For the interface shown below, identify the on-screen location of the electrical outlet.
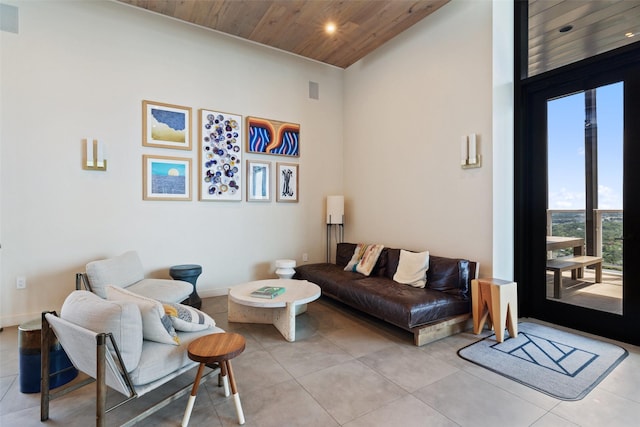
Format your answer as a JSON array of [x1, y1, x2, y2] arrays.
[[16, 276, 26, 289], [302, 253, 308, 262]]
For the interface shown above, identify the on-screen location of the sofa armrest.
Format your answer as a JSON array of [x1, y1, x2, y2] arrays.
[[428, 256, 476, 298]]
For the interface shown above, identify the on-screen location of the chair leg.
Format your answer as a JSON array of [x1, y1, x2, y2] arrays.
[[181, 362, 205, 427], [96, 334, 107, 427], [220, 360, 230, 397], [553, 271, 562, 299], [40, 312, 52, 421], [226, 361, 244, 425]]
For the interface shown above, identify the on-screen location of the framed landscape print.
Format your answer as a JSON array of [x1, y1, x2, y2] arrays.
[[246, 116, 300, 157], [143, 100, 192, 150], [246, 160, 271, 202], [143, 155, 191, 201], [276, 162, 298, 202], [198, 109, 243, 201]]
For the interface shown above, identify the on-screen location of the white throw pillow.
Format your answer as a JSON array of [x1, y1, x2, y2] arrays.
[[162, 302, 216, 332], [106, 285, 180, 345], [393, 249, 430, 288]]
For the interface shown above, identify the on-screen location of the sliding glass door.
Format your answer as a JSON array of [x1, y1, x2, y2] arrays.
[[517, 47, 640, 345], [546, 82, 623, 314]]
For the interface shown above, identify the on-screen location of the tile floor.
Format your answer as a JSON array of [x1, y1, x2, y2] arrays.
[[1, 296, 639, 426]]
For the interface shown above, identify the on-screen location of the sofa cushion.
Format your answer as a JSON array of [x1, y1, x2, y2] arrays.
[[384, 248, 402, 280], [127, 278, 193, 303], [393, 250, 429, 288], [336, 276, 470, 329], [128, 327, 225, 386], [294, 263, 363, 298], [162, 302, 216, 332], [336, 243, 357, 267], [60, 290, 143, 371], [106, 286, 180, 346], [85, 250, 145, 298]]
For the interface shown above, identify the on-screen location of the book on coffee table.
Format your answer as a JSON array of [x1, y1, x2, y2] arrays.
[[250, 286, 286, 299]]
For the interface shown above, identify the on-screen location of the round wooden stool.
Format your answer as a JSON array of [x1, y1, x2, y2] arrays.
[[182, 332, 246, 426]]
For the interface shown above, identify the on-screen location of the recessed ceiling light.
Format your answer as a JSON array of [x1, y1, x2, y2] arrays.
[[325, 22, 337, 35], [559, 25, 573, 33], [625, 32, 636, 38]]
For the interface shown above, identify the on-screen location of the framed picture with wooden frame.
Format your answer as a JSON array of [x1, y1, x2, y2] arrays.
[[246, 116, 300, 157], [276, 162, 298, 202], [142, 155, 192, 201], [246, 160, 271, 202], [142, 100, 192, 150], [198, 109, 242, 201]]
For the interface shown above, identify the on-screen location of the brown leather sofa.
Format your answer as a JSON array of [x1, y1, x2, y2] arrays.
[[294, 243, 478, 346]]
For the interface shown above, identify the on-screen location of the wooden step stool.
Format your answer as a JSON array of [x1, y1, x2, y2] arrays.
[[471, 278, 518, 343]]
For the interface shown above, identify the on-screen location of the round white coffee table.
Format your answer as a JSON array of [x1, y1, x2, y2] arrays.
[[227, 279, 320, 342]]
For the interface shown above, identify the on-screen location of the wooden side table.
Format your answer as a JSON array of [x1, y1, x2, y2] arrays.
[[182, 332, 246, 426], [471, 278, 518, 343]]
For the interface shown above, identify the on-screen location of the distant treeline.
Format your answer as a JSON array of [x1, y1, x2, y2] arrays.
[[551, 211, 622, 270]]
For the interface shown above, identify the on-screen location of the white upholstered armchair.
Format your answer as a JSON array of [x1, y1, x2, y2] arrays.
[[41, 290, 223, 426], [76, 250, 192, 303]]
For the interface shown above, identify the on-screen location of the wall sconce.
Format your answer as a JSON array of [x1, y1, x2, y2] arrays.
[[326, 195, 345, 263], [461, 133, 481, 169], [83, 138, 107, 171]]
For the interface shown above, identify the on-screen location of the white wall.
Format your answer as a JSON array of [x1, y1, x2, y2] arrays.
[[343, 0, 494, 274], [492, 0, 515, 280], [1, 0, 508, 327], [0, 0, 344, 326]]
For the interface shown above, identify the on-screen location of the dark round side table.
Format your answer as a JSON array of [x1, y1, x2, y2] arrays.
[[170, 264, 202, 309]]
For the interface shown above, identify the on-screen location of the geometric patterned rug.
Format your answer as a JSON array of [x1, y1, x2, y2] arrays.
[[458, 322, 628, 400]]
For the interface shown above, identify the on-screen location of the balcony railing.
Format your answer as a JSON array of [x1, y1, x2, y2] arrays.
[[547, 209, 623, 271]]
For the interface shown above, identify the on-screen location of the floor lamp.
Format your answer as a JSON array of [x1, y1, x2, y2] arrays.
[[326, 196, 344, 263]]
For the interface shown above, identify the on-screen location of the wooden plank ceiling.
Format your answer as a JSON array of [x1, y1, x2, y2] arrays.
[[116, 0, 450, 69], [528, 0, 640, 76], [116, 0, 640, 72]]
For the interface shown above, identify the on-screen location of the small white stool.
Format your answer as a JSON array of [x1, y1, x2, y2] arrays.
[[471, 278, 518, 343], [275, 259, 296, 279]]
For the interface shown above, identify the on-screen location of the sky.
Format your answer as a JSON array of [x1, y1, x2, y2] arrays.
[[152, 161, 185, 176], [547, 81, 624, 210]]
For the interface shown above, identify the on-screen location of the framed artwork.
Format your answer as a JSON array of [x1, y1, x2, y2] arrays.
[[246, 160, 271, 202], [276, 162, 298, 202], [143, 100, 192, 150], [198, 109, 243, 201], [143, 155, 191, 201], [246, 116, 300, 157]]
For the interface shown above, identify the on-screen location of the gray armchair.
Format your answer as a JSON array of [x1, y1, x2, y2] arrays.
[[77, 250, 192, 303], [41, 290, 223, 426]]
